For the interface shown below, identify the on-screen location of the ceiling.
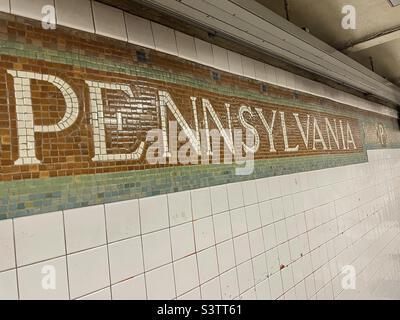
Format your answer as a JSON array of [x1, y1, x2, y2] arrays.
[[257, 0, 400, 86]]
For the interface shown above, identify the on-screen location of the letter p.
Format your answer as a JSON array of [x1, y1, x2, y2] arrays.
[[7, 70, 79, 165]]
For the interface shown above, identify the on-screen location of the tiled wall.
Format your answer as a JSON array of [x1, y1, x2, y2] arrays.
[[1, 148, 400, 300], [1, 0, 400, 301], [1, 9, 399, 219]]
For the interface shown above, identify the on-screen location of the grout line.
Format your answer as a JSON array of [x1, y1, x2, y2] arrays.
[[137, 200, 149, 300], [165, 195, 178, 300], [189, 191, 204, 299], [11, 219, 20, 300], [61, 211, 71, 300], [103, 204, 113, 300]]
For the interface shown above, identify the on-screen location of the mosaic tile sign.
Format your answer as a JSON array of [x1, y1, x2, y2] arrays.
[[0, 16, 398, 218], [0, 66, 364, 181]]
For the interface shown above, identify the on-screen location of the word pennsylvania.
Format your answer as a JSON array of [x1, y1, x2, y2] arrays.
[[2, 69, 363, 170]]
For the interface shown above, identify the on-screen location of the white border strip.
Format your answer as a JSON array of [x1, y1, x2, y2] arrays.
[[0, 0, 397, 119]]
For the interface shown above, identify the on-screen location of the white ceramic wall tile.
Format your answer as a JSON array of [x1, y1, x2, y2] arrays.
[[55, 0, 94, 33], [175, 31, 197, 61], [217, 240, 235, 273], [201, 277, 221, 300], [241, 56, 256, 79], [266, 248, 280, 274], [227, 50, 243, 76], [139, 195, 169, 234], [212, 45, 229, 71], [210, 185, 229, 214], [269, 272, 283, 299], [92, 1, 127, 41], [18, 257, 69, 300], [253, 254, 268, 283], [0, 220, 15, 272], [254, 60, 267, 82], [10, 0, 54, 21], [197, 246, 218, 284], [249, 229, 264, 257], [179, 287, 201, 300], [64, 205, 106, 253], [271, 198, 285, 221], [111, 274, 146, 300], [233, 234, 251, 265], [173, 254, 199, 296], [168, 191, 192, 226], [255, 178, 270, 202], [213, 212, 232, 244], [231, 207, 247, 237], [194, 217, 215, 251], [67, 246, 110, 299], [275, 68, 287, 87], [125, 13, 155, 48], [142, 229, 171, 271], [259, 201, 273, 226], [151, 22, 178, 55], [237, 260, 254, 293], [245, 204, 261, 231], [220, 268, 239, 300], [195, 38, 213, 66], [145, 263, 175, 300], [265, 64, 277, 85], [170, 222, 195, 261], [108, 237, 143, 284], [191, 188, 212, 220], [0, 270, 18, 300], [0, 0, 10, 12], [14, 211, 65, 266], [78, 287, 111, 300], [105, 199, 140, 243], [268, 177, 282, 199], [286, 72, 295, 89], [255, 280, 271, 300], [274, 220, 288, 245], [227, 182, 244, 209], [242, 180, 258, 206]]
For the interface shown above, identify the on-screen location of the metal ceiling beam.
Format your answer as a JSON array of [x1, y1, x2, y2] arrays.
[[136, 0, 400, 106], [342, 26, 400, 53]]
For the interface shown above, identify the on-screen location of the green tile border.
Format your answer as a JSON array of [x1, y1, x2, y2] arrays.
[[0, 152, 367, 220]]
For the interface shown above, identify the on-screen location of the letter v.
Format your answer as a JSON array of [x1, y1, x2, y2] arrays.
[[293, 113, 310, 149]]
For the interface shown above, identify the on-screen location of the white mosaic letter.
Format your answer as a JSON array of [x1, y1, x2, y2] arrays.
[[7, 70, 79, 165], [293, 113, 310, 149], [280, 111, 299, 152], [238, 105, 260, 154], [346, 122, 357, 149], [202, 99, 235, 155], [158, 91, 201, 158], [85, 80, 145, 161], [312, 117, 328, 151], [325, 118, 340, 150], [255, 108, 277, 153]]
